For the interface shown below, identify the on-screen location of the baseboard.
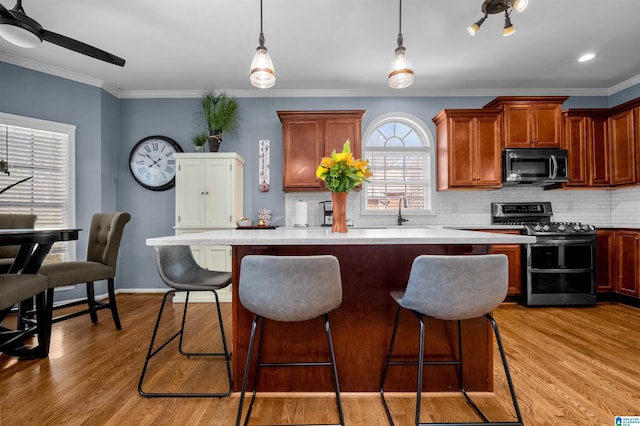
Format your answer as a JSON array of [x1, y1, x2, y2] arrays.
[[171, 290, 232, 303]]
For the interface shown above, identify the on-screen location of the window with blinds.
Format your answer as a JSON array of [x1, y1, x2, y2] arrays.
[[0, 113, 75, 261], [362, 114, 432, 213]]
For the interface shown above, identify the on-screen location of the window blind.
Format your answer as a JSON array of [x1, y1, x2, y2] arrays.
[[0, 117, 73, 261]]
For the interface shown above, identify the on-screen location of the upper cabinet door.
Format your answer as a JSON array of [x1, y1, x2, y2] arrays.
[[533, 104, 563, 147], [281, 119, 324, 190], [609, 109, 636, 185]]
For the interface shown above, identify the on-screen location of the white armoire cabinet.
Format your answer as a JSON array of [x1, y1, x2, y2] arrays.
[[174, 153, 244, 302]]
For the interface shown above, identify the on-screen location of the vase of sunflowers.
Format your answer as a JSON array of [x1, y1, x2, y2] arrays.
[[316, 139, 372, 233]]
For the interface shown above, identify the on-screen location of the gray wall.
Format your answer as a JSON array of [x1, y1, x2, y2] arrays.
[[0, 60, 630, 297]]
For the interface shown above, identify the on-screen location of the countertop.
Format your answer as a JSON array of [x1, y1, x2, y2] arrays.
[[146, 226, 536, 246]]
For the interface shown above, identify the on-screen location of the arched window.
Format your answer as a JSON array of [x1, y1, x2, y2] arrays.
[[362, 113, 433, 214]]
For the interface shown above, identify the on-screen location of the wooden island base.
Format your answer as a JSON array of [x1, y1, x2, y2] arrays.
[[231, 243, 494, 393]]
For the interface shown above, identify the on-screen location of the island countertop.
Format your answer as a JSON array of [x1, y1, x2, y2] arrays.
[[146, 226, 535, 246]]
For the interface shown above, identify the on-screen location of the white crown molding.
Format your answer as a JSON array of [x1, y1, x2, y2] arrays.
[[0, 52, 106, 89], [608, 74, 640, 96], [0, 54, 635, 99]]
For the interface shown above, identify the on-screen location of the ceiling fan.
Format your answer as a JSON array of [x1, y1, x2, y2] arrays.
[[0, 0, 125, 66]]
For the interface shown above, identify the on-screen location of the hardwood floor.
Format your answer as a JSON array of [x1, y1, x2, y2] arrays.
[[1, 294, 639, 425]]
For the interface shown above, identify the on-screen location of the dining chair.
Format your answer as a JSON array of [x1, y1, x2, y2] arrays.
[[379, 254, 523, 426], [0, 273, 50, 358], [0, 213, 37, 274], [38, 212, 131, 329], [236, 254, 344, 426], [138, 245, 233, 398]]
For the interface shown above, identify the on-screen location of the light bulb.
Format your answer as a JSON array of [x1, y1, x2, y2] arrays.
[[512, 0, 528, 13]]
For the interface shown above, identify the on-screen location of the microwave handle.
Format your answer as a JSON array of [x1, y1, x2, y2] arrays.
[[550, 155, 558, 179]]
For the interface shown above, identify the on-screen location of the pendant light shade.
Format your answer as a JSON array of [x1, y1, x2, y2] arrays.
[[503, 11, 515, 37], [250, 38, 275, 89], [388, 0, 413, 89], [249, 0, 275, 89]]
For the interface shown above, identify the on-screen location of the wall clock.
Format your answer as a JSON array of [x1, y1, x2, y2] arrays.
[[129, 135, 183, 191]]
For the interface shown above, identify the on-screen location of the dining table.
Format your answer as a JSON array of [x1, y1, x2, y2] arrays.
[[0, 227, 80, 359]]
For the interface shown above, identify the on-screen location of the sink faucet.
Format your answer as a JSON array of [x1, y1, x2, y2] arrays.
[[397, 196, 409, 226]]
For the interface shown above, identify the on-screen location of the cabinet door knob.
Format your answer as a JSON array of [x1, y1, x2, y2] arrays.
[[201, 192, 205, 195]]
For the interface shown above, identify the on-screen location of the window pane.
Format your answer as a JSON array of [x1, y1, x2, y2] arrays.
[[363, 115, 431, 212]]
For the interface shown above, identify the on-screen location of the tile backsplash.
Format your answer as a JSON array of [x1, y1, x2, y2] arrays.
[[285, 186, 640, 228]]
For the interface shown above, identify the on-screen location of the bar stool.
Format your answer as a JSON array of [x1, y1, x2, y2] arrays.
[[379, 254, 523, 426], [138, 245, 233, 398], [236, 255, 344, 426]]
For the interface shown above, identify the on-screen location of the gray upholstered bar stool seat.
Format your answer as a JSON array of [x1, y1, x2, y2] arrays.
[[0, 274, 50, 358], [138, 245, 233, 398], [379, 254, 523, 426], [236, 255, 344, 426]]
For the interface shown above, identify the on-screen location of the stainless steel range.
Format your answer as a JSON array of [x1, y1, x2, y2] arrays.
[[491, 202, 596, 306]]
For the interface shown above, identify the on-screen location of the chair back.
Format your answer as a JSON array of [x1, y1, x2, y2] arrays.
[[86, 212, 131, 267], [399, 254, 508, 321], [239, 255, 342, 322], [0, 213, 37, 258], [153, 245, 202, 288]]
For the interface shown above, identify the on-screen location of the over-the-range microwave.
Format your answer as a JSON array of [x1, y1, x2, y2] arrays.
[[502, 148, 569, 186]]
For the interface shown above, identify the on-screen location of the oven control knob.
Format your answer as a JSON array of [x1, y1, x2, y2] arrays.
[[582, 225, 590, 231], [542, 224, 551, 232], [558, 224, 566, 232], [534, 224, 542, 232], [573, 224, 581, 231]]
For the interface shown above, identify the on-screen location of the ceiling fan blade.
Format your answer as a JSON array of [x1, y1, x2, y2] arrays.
[[42, 29, 125, 66], [0, 3, 12, 18]]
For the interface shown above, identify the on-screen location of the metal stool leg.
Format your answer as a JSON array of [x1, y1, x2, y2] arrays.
[[324, 313, 345, 425], [138, 290, 232, 398], [236, 315, 261, 426]]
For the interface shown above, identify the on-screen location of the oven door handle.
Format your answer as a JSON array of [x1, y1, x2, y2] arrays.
[[549, 155, 558, 179], [530, 238, 595, 245]]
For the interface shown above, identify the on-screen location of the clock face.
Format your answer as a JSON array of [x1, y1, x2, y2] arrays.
[[129, 135, 183, 191]]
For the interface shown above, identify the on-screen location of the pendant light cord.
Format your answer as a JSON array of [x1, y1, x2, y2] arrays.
[[397, 0, 404, 47], [258, 0, 265, 47]]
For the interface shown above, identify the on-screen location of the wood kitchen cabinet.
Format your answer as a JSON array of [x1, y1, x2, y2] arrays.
[[616, 230, 640, 297], [484, 96, 568, 148], [479, 229, 522, 297], [563, 109, 610, 187], [595, 229, 616, 292], [609, 109, 636, 185], [433, 109, 502, 190], [278, 110, 365, 192]]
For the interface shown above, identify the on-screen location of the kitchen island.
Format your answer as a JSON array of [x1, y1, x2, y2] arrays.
[[147, 227, 534, 392]]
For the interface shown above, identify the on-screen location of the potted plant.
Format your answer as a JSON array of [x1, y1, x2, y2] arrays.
[[192, 132, 207, 152], [200, 90, 239, 152]]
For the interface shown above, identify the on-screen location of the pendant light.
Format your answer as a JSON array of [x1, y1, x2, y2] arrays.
[[388, 0, 414, 89], [249, 0, 275, 89]]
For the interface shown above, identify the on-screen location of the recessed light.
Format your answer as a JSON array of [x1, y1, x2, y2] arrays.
[[578, 53, 596, 62]]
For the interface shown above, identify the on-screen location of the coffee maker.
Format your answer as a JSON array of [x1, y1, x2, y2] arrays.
[[319, 200, 333, 227]]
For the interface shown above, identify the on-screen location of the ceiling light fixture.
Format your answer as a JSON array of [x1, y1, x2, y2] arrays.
[[0, 1, 42, 48], [578, 52, 596, 62], [249, 0, 275, 89], [388, 0, 414, 89], [467, 0, 528, 37]]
